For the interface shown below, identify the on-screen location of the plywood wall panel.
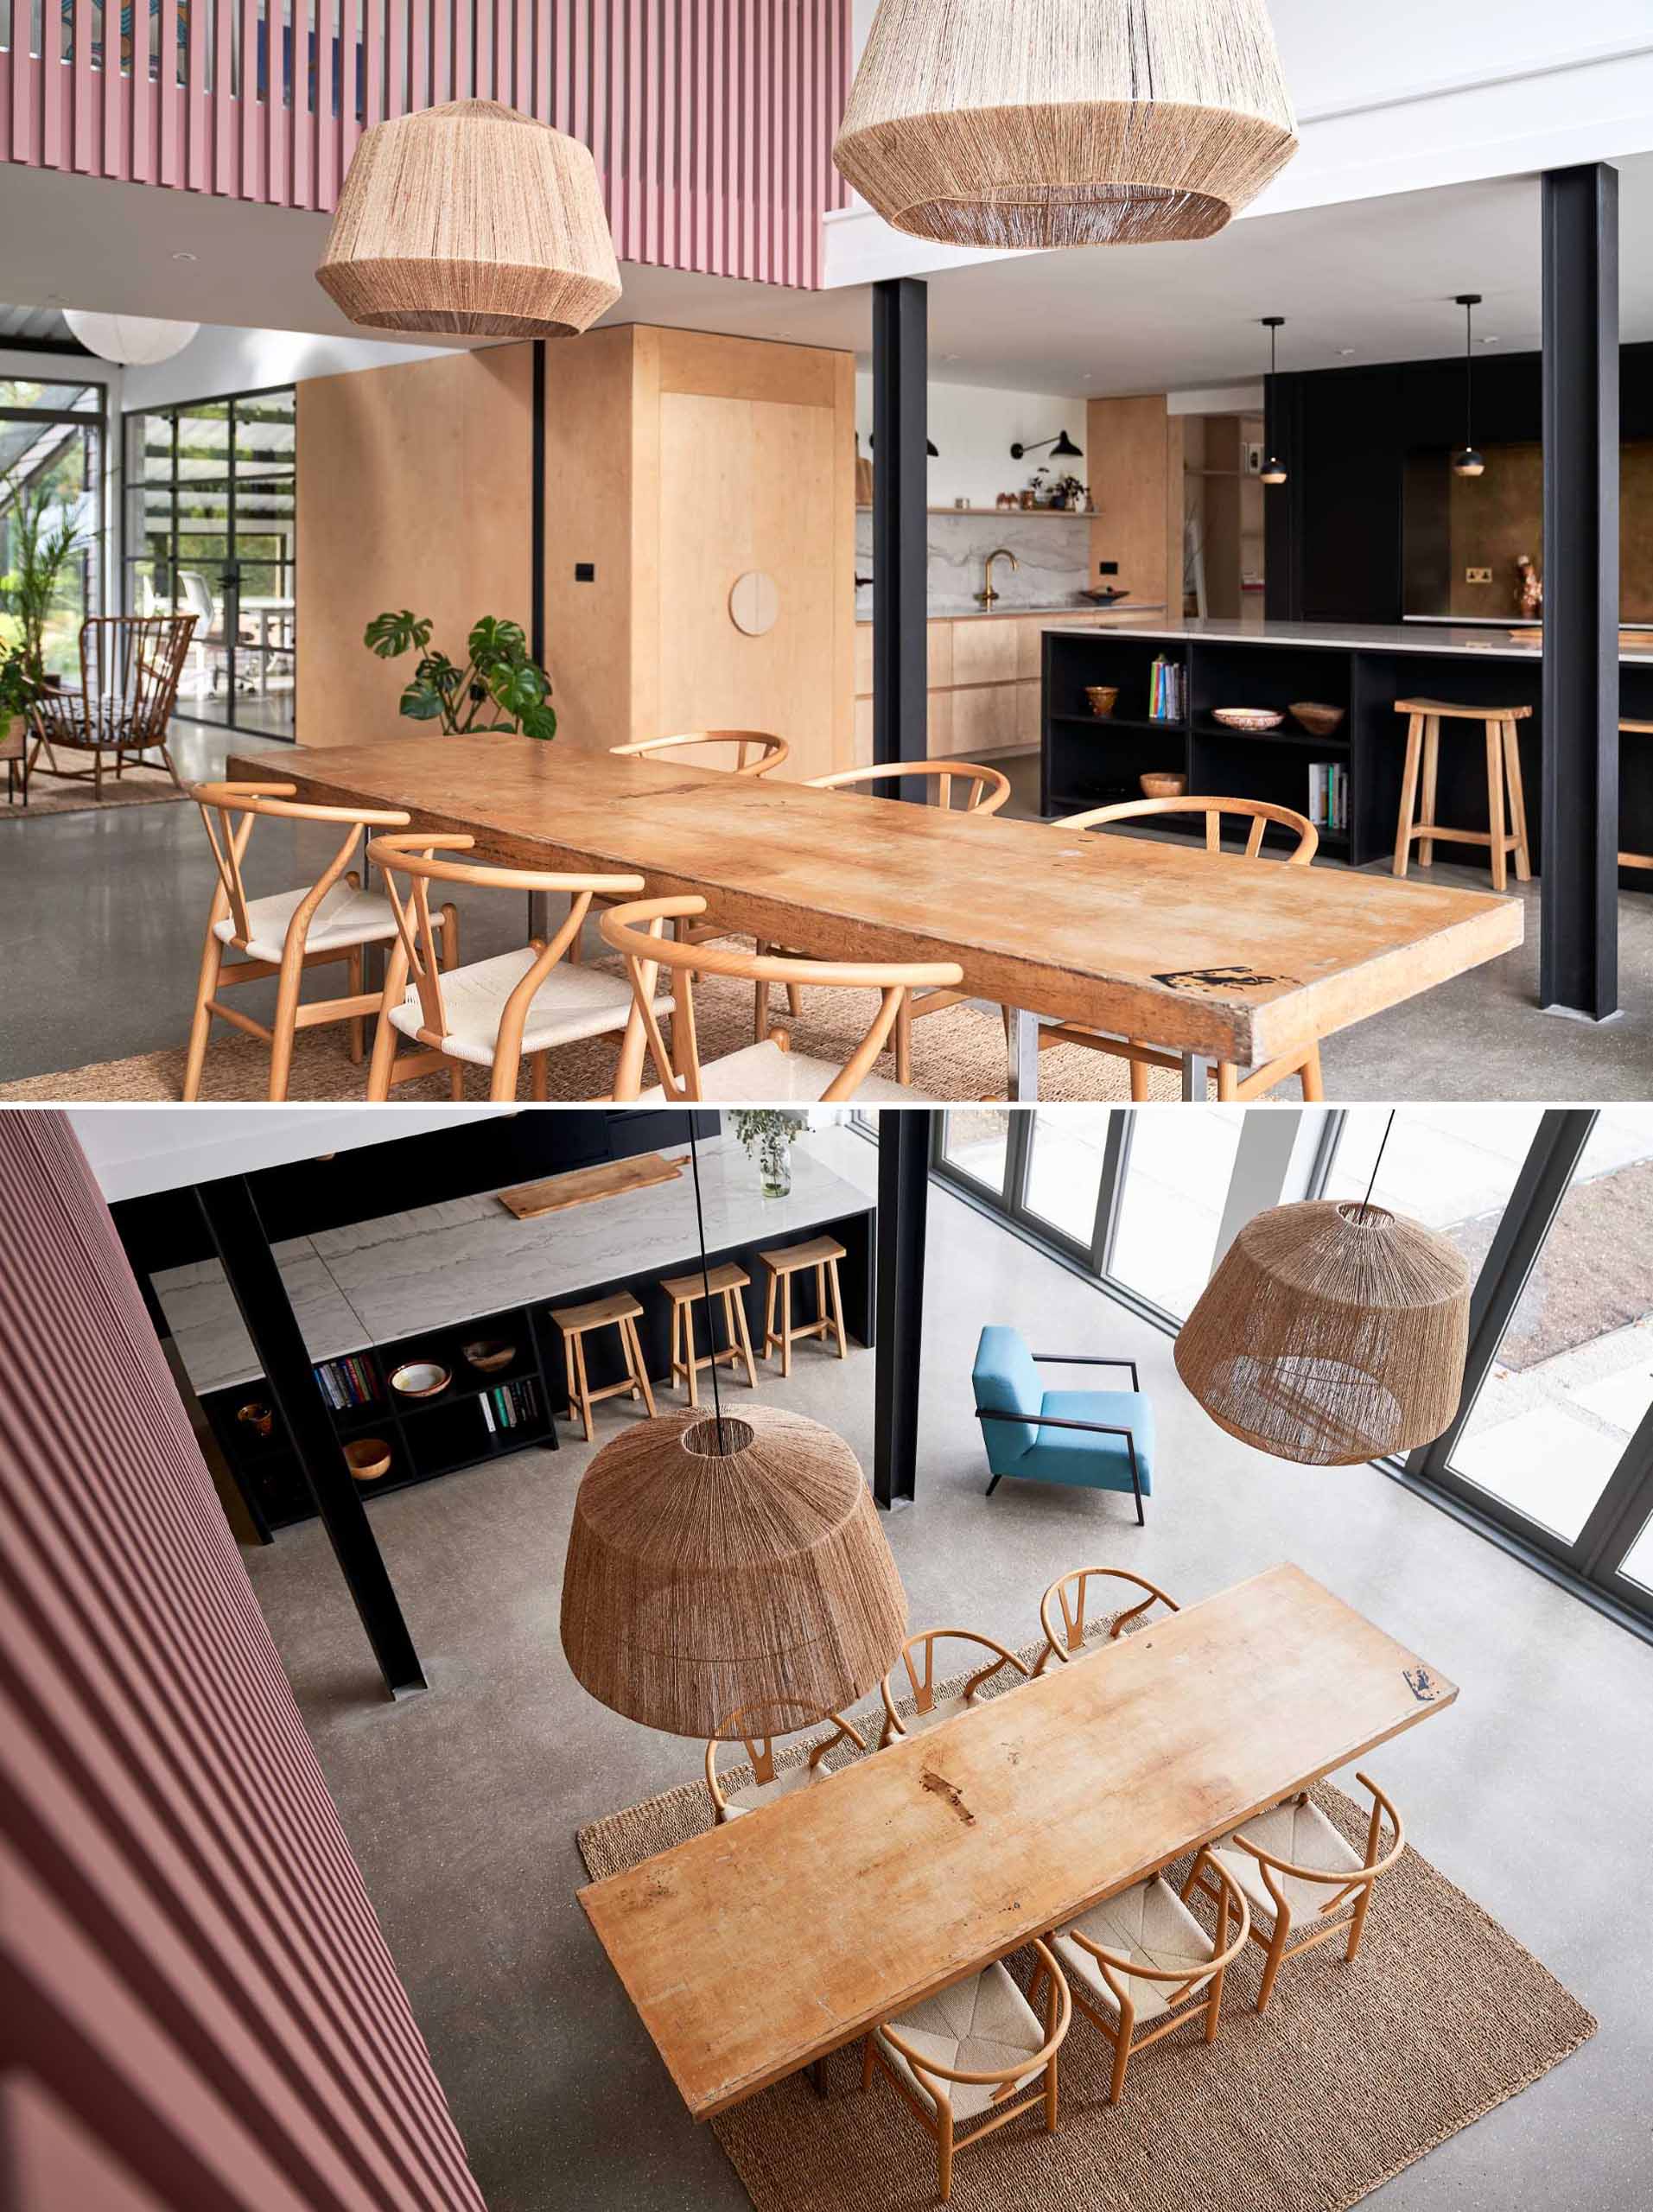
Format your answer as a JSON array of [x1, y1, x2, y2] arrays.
[[1087, 394, 1181, 613], [542, 325, 639, 752], [297, 346, 535, 745]]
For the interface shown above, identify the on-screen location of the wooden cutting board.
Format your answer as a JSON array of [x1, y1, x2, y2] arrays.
[[496, 1152, 686, 1221]]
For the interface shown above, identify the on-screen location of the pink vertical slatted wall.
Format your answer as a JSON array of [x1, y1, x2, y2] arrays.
[[0, 1111, 488, 2212], [0, 0, 852, 287]]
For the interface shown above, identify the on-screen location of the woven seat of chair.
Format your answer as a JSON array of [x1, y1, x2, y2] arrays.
[[1211, 1797, 1366, 1928], [876, 1961, 1046, 2123], [1053, 1875, 1217, 2024]]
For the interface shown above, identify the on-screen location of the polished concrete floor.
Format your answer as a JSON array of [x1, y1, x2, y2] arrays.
[[240, 1130, 1652, 2212], [2, 733, 1650, 1096]]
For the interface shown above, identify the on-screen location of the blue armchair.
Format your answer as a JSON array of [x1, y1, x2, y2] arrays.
[[971, 1325, 1154, 1522]]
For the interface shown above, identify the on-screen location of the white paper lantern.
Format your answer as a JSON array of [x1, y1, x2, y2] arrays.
[[62, 312, 200, 366]]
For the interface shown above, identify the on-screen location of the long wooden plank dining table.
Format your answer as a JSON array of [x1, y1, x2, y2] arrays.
[[577, 1564, 1458, 2120], [229, 736, 1523, 1098]]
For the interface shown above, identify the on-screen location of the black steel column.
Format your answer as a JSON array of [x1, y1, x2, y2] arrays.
[[872, 276, 928, 770], [1540, 162, 1619, 1020], [873, 1110, 931, 1509], [197, 1177, 426, 1699]]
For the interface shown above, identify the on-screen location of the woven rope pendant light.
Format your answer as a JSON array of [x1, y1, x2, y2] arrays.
[[833, 0, 1298, 250], [561, 1403, 908, 1738], [1173, 1200, 1471, 1465], [316, 100, 621, 338]]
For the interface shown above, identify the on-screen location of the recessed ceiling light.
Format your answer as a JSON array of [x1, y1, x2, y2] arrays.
[[171, 250, 198, 263], [1337, 347, 1356, 357], [1480, 334, 1500, 345]]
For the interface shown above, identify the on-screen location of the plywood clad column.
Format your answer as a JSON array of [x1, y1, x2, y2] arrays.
[[1086, 394, 1182, 614], [541, 324, 641, 751], [296, 346, 535, 743], [0, 1112, 485, 2212]]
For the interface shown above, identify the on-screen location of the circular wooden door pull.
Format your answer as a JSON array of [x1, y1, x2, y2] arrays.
[[729, 571, 779, 636]]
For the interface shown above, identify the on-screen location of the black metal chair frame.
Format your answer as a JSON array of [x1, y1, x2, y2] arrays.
[[976, 1353, 1146, 1523]]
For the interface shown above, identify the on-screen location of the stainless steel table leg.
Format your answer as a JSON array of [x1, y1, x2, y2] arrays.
[[1008, 1009, 1040, 1101], [527, 890, 550, 942], [1182, 1053, 1211, 1102], [807, 2057, 828, 2098]]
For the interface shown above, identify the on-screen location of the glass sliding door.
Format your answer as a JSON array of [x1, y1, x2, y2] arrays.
[[124, 385, 296, 739], [1106, 1107, 1243, 1322]]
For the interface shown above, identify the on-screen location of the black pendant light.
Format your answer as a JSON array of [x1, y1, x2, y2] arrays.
[[1259, 317, 1287, 486], [1453, 294, 1485, 479], [1010, 428, 1084, 461]]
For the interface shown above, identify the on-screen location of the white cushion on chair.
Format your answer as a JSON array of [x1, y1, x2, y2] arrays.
[[388, 946, 667, 1069], [1053, 1875, 1217, 2023], [1211, 1797, 1364, 1928], [214, 880, 399, 964], [718, 1756, 842, 1820], [875, 1961, 1046, 2124], [636, 1037, 925, 1103]]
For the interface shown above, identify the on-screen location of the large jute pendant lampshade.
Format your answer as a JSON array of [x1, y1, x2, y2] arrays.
[[316, 100, 621, 338], [561, 1404, 908, 1738], [833, 0, 1299, 249], [1173, 1201, 1471, 1466]]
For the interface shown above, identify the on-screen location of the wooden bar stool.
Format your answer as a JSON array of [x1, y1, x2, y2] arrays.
[[1619, 720, 1653, 872], [549, 1290, 657, 1443], [758, 1236, 849, 1378], [660, 1262, 759, 1405], [1391, 696, 1532, 891]]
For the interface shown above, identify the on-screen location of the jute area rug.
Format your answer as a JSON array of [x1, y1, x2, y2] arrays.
[[0, 758, 186, 820], [0, 969, 1201, 1104], [576, 1635, 1594, 2212]]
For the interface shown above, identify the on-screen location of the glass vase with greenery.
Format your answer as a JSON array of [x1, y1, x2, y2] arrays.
[[363, 610, 556, 739], [730, 1109, 809, 1198]]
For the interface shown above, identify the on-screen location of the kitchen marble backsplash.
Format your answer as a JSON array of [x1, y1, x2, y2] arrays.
[[855, 507, 1093, 617]]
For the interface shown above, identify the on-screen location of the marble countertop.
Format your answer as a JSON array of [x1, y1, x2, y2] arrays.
[[855, 601, 1163, 626], [155, 1133, 876, 1395], [1039, 613, 1653, 664]]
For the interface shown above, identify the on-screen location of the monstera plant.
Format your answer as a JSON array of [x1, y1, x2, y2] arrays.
[[364, 610, 556, 740]]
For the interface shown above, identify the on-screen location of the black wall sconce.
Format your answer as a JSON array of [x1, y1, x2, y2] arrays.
[[1010, 428, 1083, 461]]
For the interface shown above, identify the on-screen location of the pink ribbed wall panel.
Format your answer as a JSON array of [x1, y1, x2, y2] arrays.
[[0, 1112, 486, 2212], [0, 0, 852, 287]]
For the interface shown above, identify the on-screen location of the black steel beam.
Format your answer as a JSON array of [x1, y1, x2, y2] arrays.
[[872, 276, 928, 772], [197, 1177, 425, 1698], [1540, 162, 1620, 1020], [874, 1111, 931, 1508]]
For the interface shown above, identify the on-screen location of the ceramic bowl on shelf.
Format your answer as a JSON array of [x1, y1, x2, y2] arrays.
[[1084, 685, 1119, 718], [1140, 772, 1187, 799], [390, 1359, 449, 1400], [236, 1400, 273, 1438], [1289, 700, 1346, 737], [463, 1338, 515, 1375], [1212, 707, 1285, 733], [346, 1437, 392, 1482]]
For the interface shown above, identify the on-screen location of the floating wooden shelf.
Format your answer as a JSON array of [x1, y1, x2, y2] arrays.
[[854, 505, 1094, 518]]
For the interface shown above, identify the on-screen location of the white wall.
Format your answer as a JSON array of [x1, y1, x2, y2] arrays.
[[122, 324, 455, 411], [854, 372, 1092, 510]]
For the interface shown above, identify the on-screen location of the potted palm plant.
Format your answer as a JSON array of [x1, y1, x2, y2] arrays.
[[1, 475, 86, 683]]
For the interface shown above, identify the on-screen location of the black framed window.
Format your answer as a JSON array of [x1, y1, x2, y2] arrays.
[[0, 375, 104, 677], [1404, 1109, 1653, 1629], [122, 384, 296, 740]]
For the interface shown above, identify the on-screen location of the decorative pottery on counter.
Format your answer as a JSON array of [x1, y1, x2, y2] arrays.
[[346, 1438, 393, 1482], [1288, 701, 1346, 737], [1141, 772, 1187, 799], [1084, 685, 1119, 717], [1212, 707, 1285, 732], [390, 1359, 450, 1400], [463, 1338, 515, 1375]]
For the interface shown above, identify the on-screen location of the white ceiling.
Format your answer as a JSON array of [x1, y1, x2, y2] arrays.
[[2, 148, 1649, 401]]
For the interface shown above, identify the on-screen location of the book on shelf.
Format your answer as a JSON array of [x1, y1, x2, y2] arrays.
[[314, 1353, 378, 1411], [1148, 654, 1185, 721], [1307, 761, 1348, 834], [480, 1376, 539, 1435]]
